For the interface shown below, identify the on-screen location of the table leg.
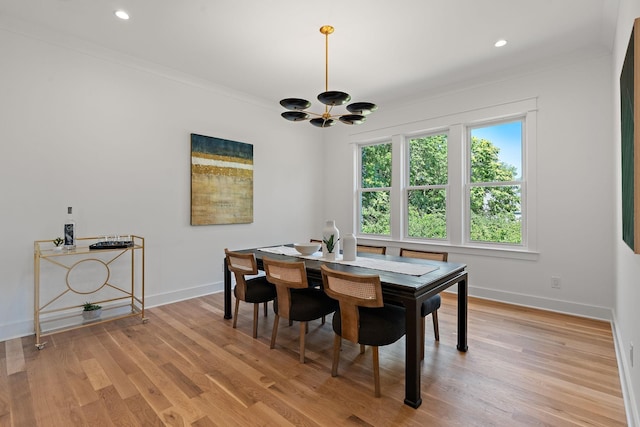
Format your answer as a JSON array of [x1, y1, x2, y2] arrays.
[[404, 299, 422, 408], [457, 273, 468, 352], [223, 258, 232, 319]]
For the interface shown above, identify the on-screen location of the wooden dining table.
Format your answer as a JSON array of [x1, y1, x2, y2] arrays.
[[222, 245, 468, 409]]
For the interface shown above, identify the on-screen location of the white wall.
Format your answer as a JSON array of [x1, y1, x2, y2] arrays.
[[0, 24, 325, 340], [324, 51, 616, 319], [613, 0, 640, 424]]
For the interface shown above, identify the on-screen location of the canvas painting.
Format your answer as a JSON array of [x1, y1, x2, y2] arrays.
[[191, 134, 254, 225], [620, 18, 640, 253]]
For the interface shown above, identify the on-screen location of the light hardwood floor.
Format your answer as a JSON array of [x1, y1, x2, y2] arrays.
[[0, 293, 627, 426]]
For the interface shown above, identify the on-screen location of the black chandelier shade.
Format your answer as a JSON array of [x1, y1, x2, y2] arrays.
[[317, 90, 350, 106], [346, 102, 378, 115], [280, 98, 311, 110], [279, 25, 377, 128]]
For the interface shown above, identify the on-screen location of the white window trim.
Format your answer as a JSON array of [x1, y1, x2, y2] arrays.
[[463, 115, 528, 249], [352, 98, 538, 258], [402, 129, 450, 242]]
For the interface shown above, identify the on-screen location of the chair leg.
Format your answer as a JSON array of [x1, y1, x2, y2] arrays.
[[232, 297, 240, 329], [331, 334, 341, 376], [252, 303, 259, 339], [421, 310, 440, 360], [299, 321, 307, 363], [264, 301, 268, 316], [270, 314, 280, 349], [372, 346, 381, 397], [432, 309, 440, 341], [360, 344, 365, 354]]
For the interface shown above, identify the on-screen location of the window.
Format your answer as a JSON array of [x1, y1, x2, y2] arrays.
[[468, 120, 523, 244], [359, 142, 392, 235], [355, 98, 536, 252], [407, 133, 448, 239]]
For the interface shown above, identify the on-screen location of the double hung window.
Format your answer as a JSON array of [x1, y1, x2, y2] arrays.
[[468, 121, 523, 245], [355, 99, 536, 252], [359, 142, 392, 235]]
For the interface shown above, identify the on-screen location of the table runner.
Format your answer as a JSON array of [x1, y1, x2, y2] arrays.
[[258, 246, 438, 276]]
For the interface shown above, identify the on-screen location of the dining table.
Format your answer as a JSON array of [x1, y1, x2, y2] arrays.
[[222, 244, 468, 409]]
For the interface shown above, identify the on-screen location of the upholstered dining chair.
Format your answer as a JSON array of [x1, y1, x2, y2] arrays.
[[321, 264, 406, 397], [262, 257, 338, 363], [356, 244, 386, 255], [399, 248, 448, 359], [224, 249, 277, 339]]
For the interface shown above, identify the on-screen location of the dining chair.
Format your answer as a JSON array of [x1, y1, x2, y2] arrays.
[[321, 264, 406, 397], [399, 248, 448, 359], [224, 249, 277, 339], [262, 257, 338, 363], [356, 244, 387, 255]]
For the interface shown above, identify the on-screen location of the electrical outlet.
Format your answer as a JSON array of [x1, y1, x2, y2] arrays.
[[631, 342, 634, 367], [551, 276, 561, 289]]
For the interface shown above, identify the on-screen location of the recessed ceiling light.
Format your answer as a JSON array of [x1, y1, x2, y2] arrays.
[[494, 39, 507, 48], [114, 10, 130, 20]]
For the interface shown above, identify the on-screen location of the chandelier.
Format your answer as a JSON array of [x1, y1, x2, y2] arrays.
[[279, 25, 377, 128]]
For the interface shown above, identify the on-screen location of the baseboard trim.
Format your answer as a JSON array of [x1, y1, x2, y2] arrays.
[[611, 311, 639, 427], [467, 286, 612, 321], [0, 282, 612, 341], [144, 282, 223, 309], [0, 282, 225, 343]]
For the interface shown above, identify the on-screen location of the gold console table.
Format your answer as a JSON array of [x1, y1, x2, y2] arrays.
[[33, 235, 146, 349]]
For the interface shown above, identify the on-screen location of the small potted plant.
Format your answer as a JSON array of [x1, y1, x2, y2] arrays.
[[323, 234, 339, 260], [82, 302, 102, 320], [53, 237, 64, 250]]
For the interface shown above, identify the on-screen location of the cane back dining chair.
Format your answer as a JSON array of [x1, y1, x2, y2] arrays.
[[356, 244, 387, 255], [262, 257, 338, 363], [399, 248, 448, 359], [224, 249, 277, 339], [321, 264, 406, 397]]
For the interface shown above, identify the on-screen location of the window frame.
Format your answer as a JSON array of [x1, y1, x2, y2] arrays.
[[353, 98, 537, 256], [404, 130, 450, 242], [357, 140, 393, 238], [464, 117, 527, 248]]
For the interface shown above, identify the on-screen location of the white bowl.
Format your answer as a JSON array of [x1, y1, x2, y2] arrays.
[[294, 243, 321, 256]]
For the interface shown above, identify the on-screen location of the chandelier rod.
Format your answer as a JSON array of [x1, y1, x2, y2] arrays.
[[324, 26, 330, 92], [321, 25, 334, 117]]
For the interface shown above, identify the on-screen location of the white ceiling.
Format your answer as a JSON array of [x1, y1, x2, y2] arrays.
[[0, 0, 618, 107]]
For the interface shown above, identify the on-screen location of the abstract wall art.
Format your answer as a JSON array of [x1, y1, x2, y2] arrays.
[[620, 17, 640, 253], [190, 134, 254, 225]]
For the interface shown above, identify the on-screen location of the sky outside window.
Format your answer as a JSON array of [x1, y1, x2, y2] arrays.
[[471, 121, 522, 180]]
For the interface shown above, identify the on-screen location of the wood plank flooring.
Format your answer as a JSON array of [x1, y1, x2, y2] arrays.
[[0, 293, 627, 426]]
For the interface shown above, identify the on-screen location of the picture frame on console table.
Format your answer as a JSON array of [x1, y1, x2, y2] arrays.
[[620, 17, 640, 254]]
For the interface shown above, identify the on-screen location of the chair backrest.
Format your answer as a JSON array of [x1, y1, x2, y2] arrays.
[[225, 248, 259, 300], [321, 264, 383, 343], [399, 248, 448, 262], [357, 244, 387, 255], [263, 257, 309, 319]]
